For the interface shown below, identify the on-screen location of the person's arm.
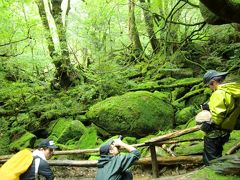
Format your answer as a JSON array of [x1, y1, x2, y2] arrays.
[[113, 139, 140, 171], [38, 159, 54, 180], [113, 139, 136, 152]]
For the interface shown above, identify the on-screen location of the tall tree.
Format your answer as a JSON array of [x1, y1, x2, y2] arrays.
[[139, 0, 160, 54], [128, 0, 143, 58], [36, 0, 78, 89]]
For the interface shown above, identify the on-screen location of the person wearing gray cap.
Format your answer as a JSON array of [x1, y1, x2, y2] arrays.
[[20, 139, 57, 180], [95, 137, 140, 180], [201, 70, 240, 165]]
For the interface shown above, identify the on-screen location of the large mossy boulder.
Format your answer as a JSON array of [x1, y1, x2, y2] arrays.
[[86, 91, 174, 137]]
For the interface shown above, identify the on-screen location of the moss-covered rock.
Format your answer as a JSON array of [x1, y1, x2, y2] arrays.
[[9, 131, 36, 151], [175, 106, 197, 126], [123, 137, 137, 145], [86, 91, 174, 137], [49, 118, 86, 145], [77, 126, 98, 149], [175, 142, 203, 156], [185, 166, 239, 180]]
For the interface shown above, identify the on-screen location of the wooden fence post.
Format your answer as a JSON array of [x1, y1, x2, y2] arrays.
[[150, 145, 159, 178]]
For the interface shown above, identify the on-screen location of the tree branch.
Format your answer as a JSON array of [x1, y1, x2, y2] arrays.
[[181, 0, 199, 8], [0, 26, 32, 47]]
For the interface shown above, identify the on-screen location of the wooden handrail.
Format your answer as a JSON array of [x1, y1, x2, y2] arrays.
[[0, 156, 202, 166], [145, 126, 200, 144]]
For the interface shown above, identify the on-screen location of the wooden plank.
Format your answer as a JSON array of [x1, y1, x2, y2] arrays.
[[53, 148, 99, 155], [0, 156, 202, 166], [145, 126, 200, 144], [150, 145, 159, 178]]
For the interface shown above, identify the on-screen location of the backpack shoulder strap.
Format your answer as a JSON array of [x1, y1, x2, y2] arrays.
[[34, 157, 41, 178]]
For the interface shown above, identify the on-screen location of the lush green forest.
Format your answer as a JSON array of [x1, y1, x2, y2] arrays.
[[1, 0, 240, 178]]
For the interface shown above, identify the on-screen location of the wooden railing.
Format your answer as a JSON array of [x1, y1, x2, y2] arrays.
[[0, 126, 202, 178]]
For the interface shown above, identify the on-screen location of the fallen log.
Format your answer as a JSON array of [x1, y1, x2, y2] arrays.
[[48, 156, 203, 166], [0, 155, 13, 160], [0, 156, 202, 166], [174, 88, 205, 103], [145, 126, 200, 144], [157, 138, 203, 145], [130, 79, 202, 92], [53, 148, 99, 155], [226, 143, 240, 155]]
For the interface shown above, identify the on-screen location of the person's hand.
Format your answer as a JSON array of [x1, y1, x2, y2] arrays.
[[113, 138, 123, 147], [200, 122, 214, 133], [113, 138, 136, 152]]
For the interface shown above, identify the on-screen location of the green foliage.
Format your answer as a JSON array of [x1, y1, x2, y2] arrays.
[[175, 142, 203, 156], [77, 126, 98, 149], [9, 131, 36, 151], [190, 167, 239, 180], [0, 118, 10, 155], [86, 60, 132, 99], [49, 118, 86, 144]]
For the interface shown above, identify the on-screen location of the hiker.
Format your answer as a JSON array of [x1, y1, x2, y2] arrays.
[[20, 139, 57, 180], [199, 70, 240, 165], [95, 137, 140, 180]]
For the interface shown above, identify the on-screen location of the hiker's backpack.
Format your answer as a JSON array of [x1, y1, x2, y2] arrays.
[[218, 83, 240, 130], [0, 149, 33, 180]]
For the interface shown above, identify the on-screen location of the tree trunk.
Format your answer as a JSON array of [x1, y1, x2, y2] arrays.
[[128, 0, 143, 58], [36, 0, 79, 89], [49, 0, 74, 89], [36, 0, 55, 58], [200, 0, 240, 24], [139, 0, 160, 54]]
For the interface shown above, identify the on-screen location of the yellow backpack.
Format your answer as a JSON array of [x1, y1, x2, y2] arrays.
[[0, 149, 33, 180]]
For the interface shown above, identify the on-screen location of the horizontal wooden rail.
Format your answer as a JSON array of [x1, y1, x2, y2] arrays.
[[54, 148, 99, 155], [0, 156, 202, 167]]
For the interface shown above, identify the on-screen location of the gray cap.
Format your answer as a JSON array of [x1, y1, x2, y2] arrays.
[[203, 70, 228, 84], [99, 139, 113, 155]]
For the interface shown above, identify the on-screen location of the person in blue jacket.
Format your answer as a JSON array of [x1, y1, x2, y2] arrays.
[[95, 137, 140, 180]]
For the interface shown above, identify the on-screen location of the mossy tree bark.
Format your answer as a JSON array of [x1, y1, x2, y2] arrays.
[[36, 0, 55, 58], [128, 0, 143, 58], [50, 0, 75, 89], [139, 0, 160, 54], [36, 0, 78, 89]]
